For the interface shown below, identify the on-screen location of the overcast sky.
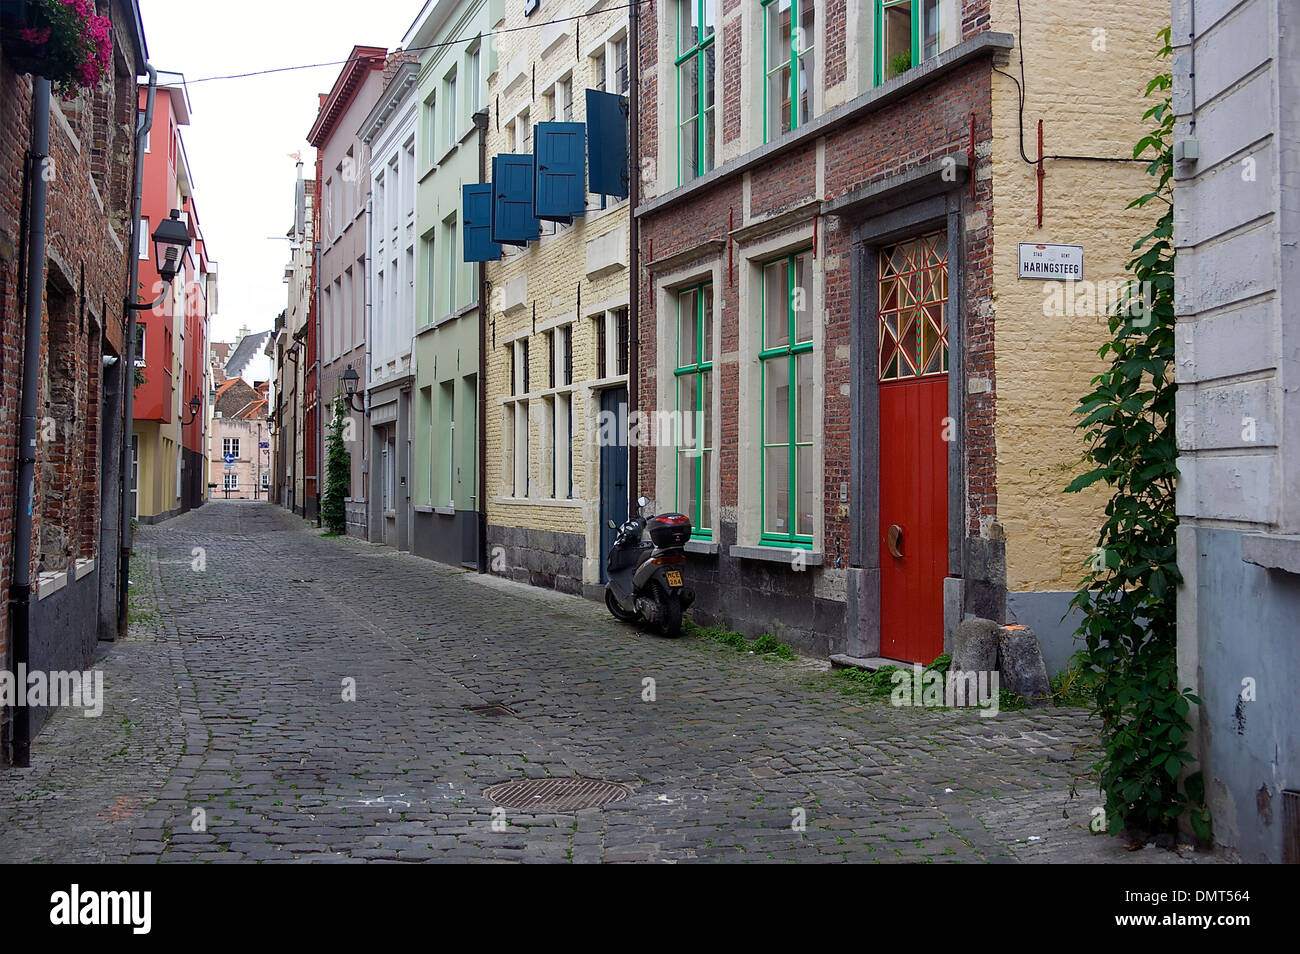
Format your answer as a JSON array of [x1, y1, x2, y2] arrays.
[[137, 0, 417, 345]]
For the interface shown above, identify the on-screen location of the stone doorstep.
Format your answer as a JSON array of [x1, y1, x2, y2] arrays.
[[829, 654, 914, 672]]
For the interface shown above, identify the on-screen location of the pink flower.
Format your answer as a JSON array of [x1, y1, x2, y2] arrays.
[[19, 27, 52, 44], [59, 0, 94, 19]]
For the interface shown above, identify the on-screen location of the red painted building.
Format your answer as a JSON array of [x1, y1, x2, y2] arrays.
[[133, 74, 213, 519]]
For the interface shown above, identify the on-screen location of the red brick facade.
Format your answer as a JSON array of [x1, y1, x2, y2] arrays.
[[1, 1, 145, 752], [636, 0, 1000, 656]]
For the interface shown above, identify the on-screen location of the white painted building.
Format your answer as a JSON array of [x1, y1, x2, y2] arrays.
[[361, 55, 420, 549]]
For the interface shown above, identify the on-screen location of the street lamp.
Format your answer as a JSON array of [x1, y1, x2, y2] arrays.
[[341, 363, 365, 413], [127, 208, 192, 312], [152, 209, 191, 283], [179, 394, 201, 425]]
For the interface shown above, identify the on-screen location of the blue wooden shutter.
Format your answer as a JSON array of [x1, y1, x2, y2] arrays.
[[491, 154, 540, 246], [586, 89, 629, 199], [462, 183, 501, 262], [535, 122, 586, 222]]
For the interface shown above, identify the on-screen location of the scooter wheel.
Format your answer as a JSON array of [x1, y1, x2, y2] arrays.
[[655, 583, 683, 638], [605, 587, 640, 624]]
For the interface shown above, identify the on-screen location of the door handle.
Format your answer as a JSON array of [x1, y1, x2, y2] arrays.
[[887, 524, 903, 559]]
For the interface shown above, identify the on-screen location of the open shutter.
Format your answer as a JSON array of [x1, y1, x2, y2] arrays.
[[535, 122, 586, 223], [491, 154, 540, 246], [586, 89, 629, 199], [462, 183, 501, 262]]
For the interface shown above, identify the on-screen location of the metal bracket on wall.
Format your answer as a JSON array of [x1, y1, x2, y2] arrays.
[[1037, 119, 1045, 228]]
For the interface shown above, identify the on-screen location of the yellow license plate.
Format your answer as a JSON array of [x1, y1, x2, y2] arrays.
[[665, 570, 683, 588]]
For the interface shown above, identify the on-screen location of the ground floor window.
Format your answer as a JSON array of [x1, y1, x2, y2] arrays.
[[759, 249, 815, 546], [674, 281, 714, 537], [224, 473, 238, 491]]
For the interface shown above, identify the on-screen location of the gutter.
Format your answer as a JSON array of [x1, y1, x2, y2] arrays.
[[7, 76, 52, 768], [474, 107, 489, 572], [627, 0, 640, 507]]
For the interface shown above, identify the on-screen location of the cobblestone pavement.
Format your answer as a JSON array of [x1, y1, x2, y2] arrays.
[[0, 501, 1222, 863]]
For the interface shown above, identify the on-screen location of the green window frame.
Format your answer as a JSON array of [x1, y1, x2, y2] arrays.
[[876, 0, 942, 85], [762, 0, 815, 142], [759, 250, 815, 548], [674, 282, 713, 538], [675, 0, 716, 184]]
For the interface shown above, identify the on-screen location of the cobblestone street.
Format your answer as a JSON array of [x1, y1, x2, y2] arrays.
[[0, 501, 1215, 864]]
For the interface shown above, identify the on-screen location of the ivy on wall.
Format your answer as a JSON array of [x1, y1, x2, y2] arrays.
[[1065, 29, 1210, 842], [321, 396, 349, 536]]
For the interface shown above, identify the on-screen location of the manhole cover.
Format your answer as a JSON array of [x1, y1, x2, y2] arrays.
[[484, 778, 633, 812], [465, 703, 516, 717]]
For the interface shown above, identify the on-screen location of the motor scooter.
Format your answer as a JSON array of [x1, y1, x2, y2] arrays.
[[604, 496, 695, 637]]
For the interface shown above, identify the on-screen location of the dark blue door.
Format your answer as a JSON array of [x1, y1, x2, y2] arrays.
[[599, 386, 629, 583]]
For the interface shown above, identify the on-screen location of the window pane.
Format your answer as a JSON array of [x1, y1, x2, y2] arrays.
[[793, 253, 813, 342], [797, 444, 814, 537], [678, 288, 698, 367], [701, 284, 713, 362], [796, 47, 814, 126], [679, 370, 698, 448], [923, 0, 941, 60], [702, 0, 715, 39], [796, 352, 814, 443], [701, 369, 712, 452], [616, 308, 629, 375], [767, 1, 792, 135], [764, 356, 789, 445], [700, 448, 712, 530], [764, 259, 789, 349], [764, 446, 789, 534], [884, 1, 913, 79], [768, 61, 791, 136], [702, 47, 715, 173], [678, 0, 698, 52]]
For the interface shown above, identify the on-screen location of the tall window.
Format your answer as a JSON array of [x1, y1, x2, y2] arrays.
[[139, 218, 149, 259], [558, 74, 574, 121], [613, 35, 630, 94], [422, 234, 436, 323], [423, 93, 437, 163], [676, 0, 716, 184], [760, 250, 814, 547], [763, 0, 815, 140], [548, 326, 574, 499], [445, 215, 457, 312], [224, 473, 238, 491], [878, 0, 942, 83], [467, 45, 481, 112], [878, 231, 948, 379], [675, 283, 713, 537], [506, 339, 531, 497], [592, 49, 606, 92], [222, 437, 240, 458], [445, 72, 458, 149]]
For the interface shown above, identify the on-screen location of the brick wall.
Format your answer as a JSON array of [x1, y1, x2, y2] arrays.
[[0, 5, 141, 748]]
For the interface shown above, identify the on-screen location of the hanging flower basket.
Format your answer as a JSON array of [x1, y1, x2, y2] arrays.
[[0, 0, 113, 96]]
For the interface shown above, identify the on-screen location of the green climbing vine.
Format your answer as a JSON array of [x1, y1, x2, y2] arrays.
[[321, 395, 350, 536], [1065, 28, 1209, 841]]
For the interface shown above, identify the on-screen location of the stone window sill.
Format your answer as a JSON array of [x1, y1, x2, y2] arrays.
[[728, 545, 824, 567], [37, 570, 68, 600], [685, 540, 719, 555], [1242, 533, 1300, 575]]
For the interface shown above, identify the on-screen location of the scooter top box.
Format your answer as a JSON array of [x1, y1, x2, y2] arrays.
[[646, 513, 691, 547]]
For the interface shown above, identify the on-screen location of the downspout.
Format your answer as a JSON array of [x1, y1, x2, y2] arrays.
[[627, 1, 641, 508], [474, 107, 489, 573], [314, 233, 323, 527], [8, 77, 52, 767], [364, 195, 373, 538], [118, 64, 157, 637]]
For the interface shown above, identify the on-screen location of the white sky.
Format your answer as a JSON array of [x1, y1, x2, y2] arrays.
[[137, 0, 417, 344]]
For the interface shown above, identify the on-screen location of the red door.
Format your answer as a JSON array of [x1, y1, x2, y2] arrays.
[[876, 232, 949, 664]]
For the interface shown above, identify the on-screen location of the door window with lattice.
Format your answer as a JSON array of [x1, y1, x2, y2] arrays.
[[878, 231, 948, 381]]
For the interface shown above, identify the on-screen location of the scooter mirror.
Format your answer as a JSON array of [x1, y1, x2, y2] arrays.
[[637, 496, 649, 509]]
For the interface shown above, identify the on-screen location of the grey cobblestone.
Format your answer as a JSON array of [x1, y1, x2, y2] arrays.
[[0, 501, 1225, 864]]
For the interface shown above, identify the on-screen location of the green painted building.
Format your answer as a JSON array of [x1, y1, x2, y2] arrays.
[[407, 0, 500, 567]]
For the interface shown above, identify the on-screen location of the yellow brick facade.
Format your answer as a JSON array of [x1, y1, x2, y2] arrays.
[[989, 0, 1167, 591], [484, 0, 631, 584]]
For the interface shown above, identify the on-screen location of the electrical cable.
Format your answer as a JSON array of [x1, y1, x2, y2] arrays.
[[186, 0, 651, 85], [997, 0, 1145, 166]]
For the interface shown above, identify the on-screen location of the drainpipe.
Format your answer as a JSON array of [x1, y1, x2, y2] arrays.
[[474, 107, 489, 573], [8, 76, 52, 768], [314, 233, 323, 528], [627, 1, 641, 508], [364, 195, 373, 539], [118, 65, 157, 638]]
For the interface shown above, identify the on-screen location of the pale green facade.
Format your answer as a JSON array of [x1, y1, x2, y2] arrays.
[[410, 0, 501, 566]]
